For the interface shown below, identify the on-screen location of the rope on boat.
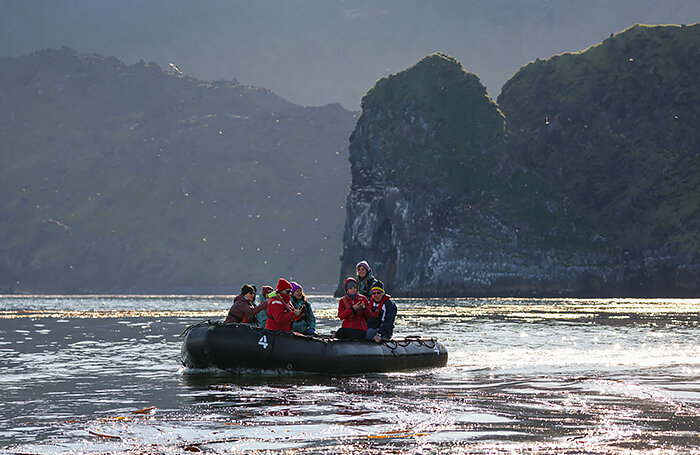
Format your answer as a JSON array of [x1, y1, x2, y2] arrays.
[[383, 336, 438, 354], [179, 319, 217, 337]]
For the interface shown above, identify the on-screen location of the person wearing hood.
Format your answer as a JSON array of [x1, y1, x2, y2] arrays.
[[365, 280, 397, 343], [224, 284, 266, 324], [252, 285, 274, 328], [355, 260, 377, 299], [265, 279, 302, 332], [290, 281, 316, 335], [336, 276, 372, 340]]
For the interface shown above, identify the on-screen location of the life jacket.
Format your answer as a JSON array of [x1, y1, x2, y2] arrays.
[[338, 293, 370, 331], [239, 296, 254, 323], [225, 294, 255, 324], [370, 294, 391, 319], [265, 291, 298, 332]]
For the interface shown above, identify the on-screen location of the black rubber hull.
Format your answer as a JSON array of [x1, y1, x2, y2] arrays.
[[181, 322, 448, 374]]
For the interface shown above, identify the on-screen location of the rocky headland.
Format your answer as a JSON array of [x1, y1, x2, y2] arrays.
[[339, 24, 699, 297]]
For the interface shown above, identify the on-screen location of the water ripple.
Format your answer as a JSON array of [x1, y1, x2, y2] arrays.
[[1, 296, 699, 454]]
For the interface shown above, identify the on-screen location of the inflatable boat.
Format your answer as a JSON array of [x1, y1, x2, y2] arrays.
[[181, 321, 448, 374]]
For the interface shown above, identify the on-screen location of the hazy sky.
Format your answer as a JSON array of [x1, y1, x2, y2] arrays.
[[2, 0, 699, 109]]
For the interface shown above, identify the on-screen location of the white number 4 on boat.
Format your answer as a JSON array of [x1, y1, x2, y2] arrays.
[[258, 335, 269, 349]]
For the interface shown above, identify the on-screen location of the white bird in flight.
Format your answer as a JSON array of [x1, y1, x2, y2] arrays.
[[169, 63, 182, 75]]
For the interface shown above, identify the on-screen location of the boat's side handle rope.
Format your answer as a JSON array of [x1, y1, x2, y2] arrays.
[[179, 319, 216, 337], [385, 339, 399, 355], [383, 337, 438, 352], [420, 339, 437, 348]]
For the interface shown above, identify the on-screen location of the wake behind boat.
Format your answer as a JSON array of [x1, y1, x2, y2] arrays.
[[181, 321, 448, 374]]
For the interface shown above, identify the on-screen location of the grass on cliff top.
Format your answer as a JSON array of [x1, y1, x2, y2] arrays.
[[497, 23, 700, 254], [358, 53, 505, 195], [499, 23, 700, 128], [352, 27, 700, 257]]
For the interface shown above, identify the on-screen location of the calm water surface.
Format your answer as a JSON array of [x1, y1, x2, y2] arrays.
[[1, 295, 699, 454]]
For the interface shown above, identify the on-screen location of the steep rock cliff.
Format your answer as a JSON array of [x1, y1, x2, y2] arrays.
[[339, 25, 700, 297], [339, 53, 517, 296]]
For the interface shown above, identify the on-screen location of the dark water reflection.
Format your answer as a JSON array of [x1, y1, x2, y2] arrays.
[[1, 296, 699, 454]]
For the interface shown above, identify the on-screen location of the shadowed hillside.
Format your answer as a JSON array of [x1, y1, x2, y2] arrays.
[[0, 48, 357, 293]]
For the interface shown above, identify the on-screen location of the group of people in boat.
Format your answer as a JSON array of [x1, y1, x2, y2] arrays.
[[224, 260, 397, 343], [224, 281, 316, 335]]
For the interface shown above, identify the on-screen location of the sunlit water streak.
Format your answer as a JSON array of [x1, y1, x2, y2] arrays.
[[1, 295, 699, 454]]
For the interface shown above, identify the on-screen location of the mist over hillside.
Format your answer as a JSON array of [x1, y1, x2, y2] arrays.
[[2, 0, 699, 109], [0, 48, 356, 293]]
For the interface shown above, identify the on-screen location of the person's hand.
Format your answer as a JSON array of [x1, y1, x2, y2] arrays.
[[373, 334, 382, 343], [294, 309, 301, 316]]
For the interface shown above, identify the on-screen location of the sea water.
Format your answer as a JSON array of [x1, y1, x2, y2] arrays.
[[1, 295, 699, 454]]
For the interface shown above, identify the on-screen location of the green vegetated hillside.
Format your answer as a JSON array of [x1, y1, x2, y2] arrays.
[[498, 24, 700, 256], [355, 53, 506, 193], [0, 48, 357, 293], [348, 53, 514, 247], [340, 24, 699, 296]]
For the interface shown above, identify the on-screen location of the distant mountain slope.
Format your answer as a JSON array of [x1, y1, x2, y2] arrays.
[[0, 48, 357, 293], [339, 24, 699, 297]]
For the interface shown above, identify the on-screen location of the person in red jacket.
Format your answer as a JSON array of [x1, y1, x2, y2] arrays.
[[265, 278, 302, 332], [336, 277, 372, 340]]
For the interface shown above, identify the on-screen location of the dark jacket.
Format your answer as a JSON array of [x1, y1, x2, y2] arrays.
[[356, 272, 377, 299], [291, 296, 316, 334], [224, 293, 265, 324], [366, 294, 397, 339]]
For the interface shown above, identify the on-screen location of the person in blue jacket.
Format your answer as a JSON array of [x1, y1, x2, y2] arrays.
[[365, 280, 397, 342], [252, 285, 274, 328], [290, 281, 316, 335]]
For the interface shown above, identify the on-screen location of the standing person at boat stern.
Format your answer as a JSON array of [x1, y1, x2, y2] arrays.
[[336, 277, 372, 340], [290, 281, 316, 335], [355, 260, 377, 299], [365, 280, 397, 343], [265, 279, 302, 332]]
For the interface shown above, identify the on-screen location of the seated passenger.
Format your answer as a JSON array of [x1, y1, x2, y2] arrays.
[[252, 285, 274, 328], [224, 284, 266, 324], [336, 277, 372, 340], [365, 280, 397, 343], [290, 281, 316, 335], [265, 279, 302, 332], [355, 260, 377, 299]]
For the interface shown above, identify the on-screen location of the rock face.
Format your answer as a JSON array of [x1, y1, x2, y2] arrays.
[[339, 25, 700, 297], [0, 48, 357, 293]]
